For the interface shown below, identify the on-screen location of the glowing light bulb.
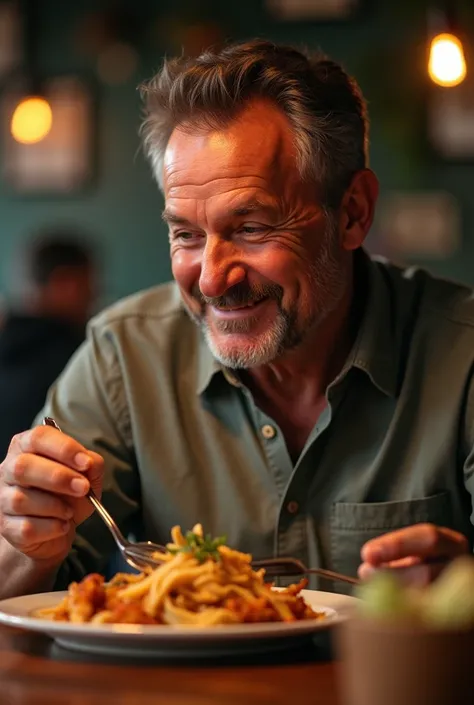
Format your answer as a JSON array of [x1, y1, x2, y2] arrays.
[[10, 96, 53, 144], [428, 33, 467, 87]]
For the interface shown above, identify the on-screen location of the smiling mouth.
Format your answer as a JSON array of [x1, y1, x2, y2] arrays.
[[217, 298, 266, 311], [210, 297, 270, 319]]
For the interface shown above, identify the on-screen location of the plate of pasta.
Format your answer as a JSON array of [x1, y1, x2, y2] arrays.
[[0, 525, 358, 656]]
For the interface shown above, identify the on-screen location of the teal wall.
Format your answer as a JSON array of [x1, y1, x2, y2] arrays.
[[1, 0, 473, 303]]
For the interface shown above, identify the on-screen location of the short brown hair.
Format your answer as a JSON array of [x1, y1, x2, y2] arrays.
[[140, 39, 369, 207]]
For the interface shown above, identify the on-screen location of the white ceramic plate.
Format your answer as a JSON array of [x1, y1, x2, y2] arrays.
[[0, 589, 358, 657]]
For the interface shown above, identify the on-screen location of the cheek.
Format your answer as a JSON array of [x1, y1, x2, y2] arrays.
[[171, 250, 204, 315], [257, 249, 304, 299], [265, 253, 321, 315], [171, 249, 200, 292]]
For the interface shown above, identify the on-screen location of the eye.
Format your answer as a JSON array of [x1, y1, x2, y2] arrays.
[[237, 224, 269, 235], [171, 231, 202, 244]]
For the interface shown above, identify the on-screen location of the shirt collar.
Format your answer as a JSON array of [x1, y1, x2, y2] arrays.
[[350, 249, 400, 398], [195, 249, 401, 398], [195, 332, 241, 395]]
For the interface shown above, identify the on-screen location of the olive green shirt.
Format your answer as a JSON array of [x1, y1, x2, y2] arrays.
[[40, 251, 474, 593]]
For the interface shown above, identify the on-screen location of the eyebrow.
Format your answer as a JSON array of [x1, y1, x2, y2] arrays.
[[161, 211, 192, 226], [230, 199, 278, 217], [162, 199, 278, 225]]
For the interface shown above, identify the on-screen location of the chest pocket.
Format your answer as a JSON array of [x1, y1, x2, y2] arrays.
[[329, 492, 452, 580]]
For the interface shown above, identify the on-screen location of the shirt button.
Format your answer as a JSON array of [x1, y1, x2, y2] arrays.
[[286, 500, 299, 515], [224, 370, 241, 387], [261, 424, 276, 439]]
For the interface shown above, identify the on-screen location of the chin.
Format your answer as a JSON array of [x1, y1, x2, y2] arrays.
[[205, 331, 281, 370]]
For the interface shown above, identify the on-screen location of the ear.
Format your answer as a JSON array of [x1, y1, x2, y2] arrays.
[[338, 169, 379, 251]]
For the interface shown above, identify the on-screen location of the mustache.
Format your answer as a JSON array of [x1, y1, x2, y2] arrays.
[[192, 282, 284, 309]]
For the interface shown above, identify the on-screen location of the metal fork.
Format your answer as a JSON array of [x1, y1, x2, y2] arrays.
[[251, 557, 359, 586], [42, 417, 166, 572], [122, 551, 360, 586]]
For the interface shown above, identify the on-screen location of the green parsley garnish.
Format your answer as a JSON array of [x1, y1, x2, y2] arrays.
[[167, 531, 227, 563]]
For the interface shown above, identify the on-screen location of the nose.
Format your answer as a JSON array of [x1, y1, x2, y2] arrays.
[[199, 237, 246, 299]]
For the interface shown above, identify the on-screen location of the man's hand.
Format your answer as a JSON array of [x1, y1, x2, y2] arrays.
[[359, 524, 469, 586], [0, 425, 104, 566]]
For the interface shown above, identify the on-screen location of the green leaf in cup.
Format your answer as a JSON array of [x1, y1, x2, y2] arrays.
[[356, 570, 412, 618], [421, 556, 474, 629]]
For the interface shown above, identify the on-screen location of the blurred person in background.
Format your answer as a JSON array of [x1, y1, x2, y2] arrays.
[[0, 229, 97, 459]]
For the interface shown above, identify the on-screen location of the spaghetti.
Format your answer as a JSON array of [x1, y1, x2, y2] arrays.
[[37, 525, 325, 626]]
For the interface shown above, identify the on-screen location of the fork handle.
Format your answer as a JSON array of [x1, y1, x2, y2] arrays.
[[43, 416, 126, 550], [253, 561, 359, 586], [86, 488, 119, 536], [304, 567, 359, 586]]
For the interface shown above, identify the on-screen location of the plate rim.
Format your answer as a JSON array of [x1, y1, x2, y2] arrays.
[[0, 588, 357, 642]]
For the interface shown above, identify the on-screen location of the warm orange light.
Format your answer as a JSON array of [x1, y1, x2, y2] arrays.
[[428, 33, 467, 87], [10, 96, 53, 144]]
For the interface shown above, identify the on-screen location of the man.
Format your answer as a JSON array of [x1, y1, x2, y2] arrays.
[[0, 41, 469, 600], [0, 230, 97, 460]]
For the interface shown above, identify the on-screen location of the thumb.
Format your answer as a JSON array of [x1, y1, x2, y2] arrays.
[[84, 451, 105, 498]]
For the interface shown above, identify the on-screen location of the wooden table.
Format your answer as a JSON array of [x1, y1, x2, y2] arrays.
[[0, 625, 341, 705]]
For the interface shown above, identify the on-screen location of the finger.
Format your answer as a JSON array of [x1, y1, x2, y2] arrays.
[[0, 485, 74, 520], [85, 451, 105, 491], [361, 524, 468, 566], [358, 559, 447, 587], [1, 515, 71, 549], [87, 451, 104, 466], [358, 556, 420, 580], [2, 453, 90, 497], [381, 556, 421, 569], [390, 560, 446, 587], [13, 426, 93, 472]]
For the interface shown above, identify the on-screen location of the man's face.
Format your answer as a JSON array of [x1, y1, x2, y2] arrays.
[[163, 100, 350, 369]]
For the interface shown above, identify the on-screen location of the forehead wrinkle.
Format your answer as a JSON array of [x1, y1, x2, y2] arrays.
[[166, 172, 270, 200]]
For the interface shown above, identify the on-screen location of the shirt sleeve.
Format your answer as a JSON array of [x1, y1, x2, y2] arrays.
[[33, 319, 141, 588]]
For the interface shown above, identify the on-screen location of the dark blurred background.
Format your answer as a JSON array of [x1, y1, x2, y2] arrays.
[[0, 0, 473, 306]]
